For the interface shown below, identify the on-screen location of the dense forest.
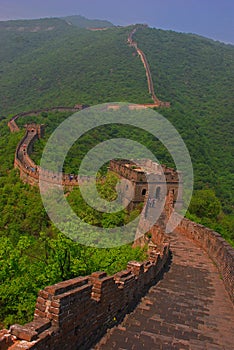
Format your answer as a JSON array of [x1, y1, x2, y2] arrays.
[[19, 109, 234, 246], [0, 16, 233, 327], [0, 117, 146, 326]]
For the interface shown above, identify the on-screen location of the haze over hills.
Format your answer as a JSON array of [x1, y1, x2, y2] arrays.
[[62, 15, 114, 28], [0, 14, 233, 327], [0, 15, 233, 211], [0, 17, 150, 113]]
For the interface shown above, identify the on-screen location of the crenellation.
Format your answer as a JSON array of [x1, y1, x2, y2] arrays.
[[1, 242, 169, 349], [171, 212, 234, 304], [1, 219, 233, 350], [12, 115, 183, 216], [109, 159, 182, 210], [4, 106, 234, 349]]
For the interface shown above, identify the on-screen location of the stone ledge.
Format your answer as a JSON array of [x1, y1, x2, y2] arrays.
[[3, 242, 169, 350]]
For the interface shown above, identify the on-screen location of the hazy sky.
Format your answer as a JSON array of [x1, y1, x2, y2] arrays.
[[0, 0, 233, 44]]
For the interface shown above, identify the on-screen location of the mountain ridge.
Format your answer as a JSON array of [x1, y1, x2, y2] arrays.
[[62, 15, 114, 28], [0, 16, 233, 213]]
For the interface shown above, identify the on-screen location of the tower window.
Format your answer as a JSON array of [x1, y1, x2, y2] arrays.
[[142, 189, 147, 196]]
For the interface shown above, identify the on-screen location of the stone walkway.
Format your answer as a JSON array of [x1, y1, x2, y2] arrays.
[[94, 231, 234, 350]]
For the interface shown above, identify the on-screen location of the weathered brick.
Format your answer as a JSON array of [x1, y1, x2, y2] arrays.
[[34, 309, 46, 318], [10, 325, 38, 342], [35, 302, 46, 313], [1, 235, 171, 350]]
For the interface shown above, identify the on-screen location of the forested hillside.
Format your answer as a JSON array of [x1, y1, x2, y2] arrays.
[[1, 17, 233, 209], [0, 16, 233, 327], [62, 15, 114, 28], [134, 27, 234, 211], [0, 18, 149, 115]]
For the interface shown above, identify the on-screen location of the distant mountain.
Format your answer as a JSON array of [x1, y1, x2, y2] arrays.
[[0, 16, 233, 329], [0, 17, 233, 212], [0, 18, 149, 113], [62, 15, 114, 29], [0, 17, 67, 33]]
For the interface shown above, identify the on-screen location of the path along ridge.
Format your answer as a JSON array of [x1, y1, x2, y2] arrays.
[[95, 230, 234, 350], [128, 26, 170, 108]]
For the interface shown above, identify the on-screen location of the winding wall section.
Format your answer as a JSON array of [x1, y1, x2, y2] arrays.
[[10, 106, 92, 189], [128, 26, 170, 108], [3, 107, 234, 349], [8, 106, 87, 133]]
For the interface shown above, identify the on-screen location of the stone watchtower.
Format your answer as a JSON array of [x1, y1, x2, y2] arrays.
[[25, 123, 45, 139], [109, 159, 183, 211]]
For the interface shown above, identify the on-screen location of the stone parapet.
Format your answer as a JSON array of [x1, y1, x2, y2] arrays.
[[171, 212, 234, 304], [0, 243, 169, 350]]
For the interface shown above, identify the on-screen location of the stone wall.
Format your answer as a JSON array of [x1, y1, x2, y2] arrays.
[[109, 160, 181, 210], [8, 106, 86, 130], [0, 243, 169, 350], [14, 123, 92, 190], [127, 26, 170, 107], [171, 213, 234, 303]]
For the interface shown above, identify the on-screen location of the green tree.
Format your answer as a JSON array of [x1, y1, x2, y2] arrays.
[[188, 189, 221, 219]]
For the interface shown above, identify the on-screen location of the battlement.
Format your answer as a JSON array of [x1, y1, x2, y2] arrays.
[[171, 212, 234, 304], [13, 123, 182, 213], [0, 242, 169, 350], [25, 123, 45, 139], [109, 159, 178, 182], [127, 26, 170, 107], [109, 159, 182, 210], [1, 213, 233, 349]]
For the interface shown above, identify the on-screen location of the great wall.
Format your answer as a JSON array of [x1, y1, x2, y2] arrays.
[[7, 24, 171, 191], [1, 26, 234, 350], [9, 106, 93, 190], [2, 106, 234, 349], [127, 26, 170, 108], [8, 103, 177, 193]]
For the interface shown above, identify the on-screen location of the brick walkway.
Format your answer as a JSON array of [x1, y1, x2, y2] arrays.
[[95, 231, 234, 350]]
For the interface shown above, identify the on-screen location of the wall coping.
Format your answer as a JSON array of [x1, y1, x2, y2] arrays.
[[172, 212, 234, 303], [0, 242, 170, 349]]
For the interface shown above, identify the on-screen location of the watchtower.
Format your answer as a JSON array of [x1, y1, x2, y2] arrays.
[[109, 159, 183, 211], [25, 123, 45, 139]]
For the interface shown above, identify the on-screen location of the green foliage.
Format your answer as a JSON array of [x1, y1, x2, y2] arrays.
[[62, 15, 114, 28], [188, 189, 221, 220], [0, 162, 145, 326], [0, 19, 234, 326], [0, 228, 146, 327], [135, 27, 234, 212], [0, 19, 233, 211], [187, 189, 234, 246], [0, 20, 149, 114], [26, 112, 175, 175]]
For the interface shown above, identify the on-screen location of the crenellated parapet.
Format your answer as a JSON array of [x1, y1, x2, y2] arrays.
[[170, 212, 234, 304], [14, 123, 93, 189], [0, 242, 169, 350], [8, 105, 87, 133], [10, 106, 92, 189], [109, 159, 182, 210]]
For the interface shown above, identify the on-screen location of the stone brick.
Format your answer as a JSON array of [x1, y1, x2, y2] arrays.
[[10, 325, 38, 342], [35, 302, 46, 313], [1, 200, 172, 350], [91, 272, 107, 279]]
